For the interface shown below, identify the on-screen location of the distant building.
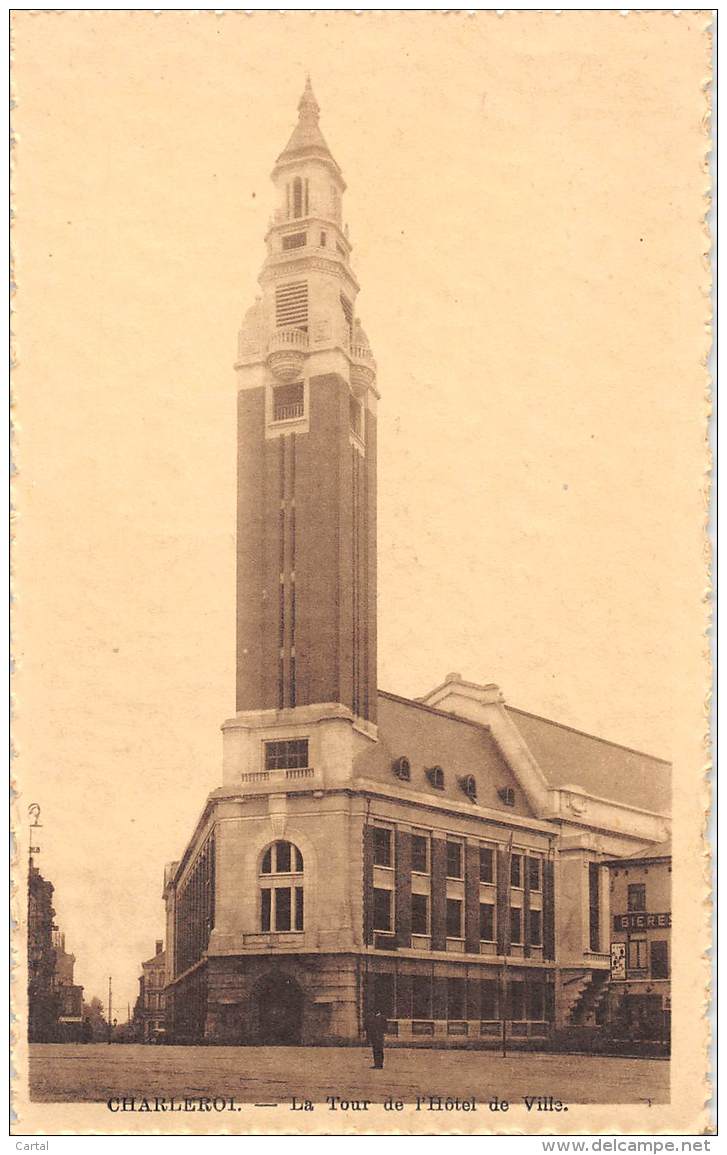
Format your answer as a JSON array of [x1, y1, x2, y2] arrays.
[[134, 940, 167, 1042], [28, 866, 57, 1042], [28, 864, 86, 1042], [51, 930, 84, 1039], [603, 840, 671, 1042]]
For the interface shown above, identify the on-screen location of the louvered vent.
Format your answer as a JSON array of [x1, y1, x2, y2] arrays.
[[340, 294, 353, 328], [276, 281, 308, 329]]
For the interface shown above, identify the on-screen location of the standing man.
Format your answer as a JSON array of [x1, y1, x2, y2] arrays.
[[365, 1007, 386, 1069]]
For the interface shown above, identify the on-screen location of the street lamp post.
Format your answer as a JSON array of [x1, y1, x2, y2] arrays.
[[28, 803, 42, 870]]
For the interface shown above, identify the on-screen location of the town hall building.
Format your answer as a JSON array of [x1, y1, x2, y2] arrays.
[[162, 82, 671, 1046]]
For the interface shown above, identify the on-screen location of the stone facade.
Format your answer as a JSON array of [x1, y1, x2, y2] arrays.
[[134, 940, 167, 1042], [602, 842, 671, 1041]]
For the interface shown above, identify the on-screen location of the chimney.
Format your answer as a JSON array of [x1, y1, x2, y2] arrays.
[[155, 940, 163, 956]]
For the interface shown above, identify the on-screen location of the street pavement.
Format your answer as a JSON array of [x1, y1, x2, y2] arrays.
[[29, 1044, 669, 1107]]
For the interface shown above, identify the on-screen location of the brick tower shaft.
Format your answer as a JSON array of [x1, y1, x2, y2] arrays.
[[233, 80, 378, 726]]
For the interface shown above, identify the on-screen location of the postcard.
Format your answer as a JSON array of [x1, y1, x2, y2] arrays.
[[11, 10, 713, 1136]]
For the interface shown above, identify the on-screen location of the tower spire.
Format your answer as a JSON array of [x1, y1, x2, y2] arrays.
[[275, 79, 340, 175], [298, 76, 320, 123]]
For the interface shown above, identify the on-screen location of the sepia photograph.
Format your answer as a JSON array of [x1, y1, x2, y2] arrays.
[[11, 10, 712, 1137]]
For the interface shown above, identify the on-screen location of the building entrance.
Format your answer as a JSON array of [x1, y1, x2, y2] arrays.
[[255, 974, 303, 1044]]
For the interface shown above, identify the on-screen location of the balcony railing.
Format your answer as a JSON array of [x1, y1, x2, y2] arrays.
[[268, 327, 309, 353], [274, 402, 304, 422], [240, 767, 315, 785], [350, 341, 375, 366]]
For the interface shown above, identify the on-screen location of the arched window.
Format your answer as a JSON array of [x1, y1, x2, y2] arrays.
[[260, 840, 304, 932], [427, 765, 445, 790], [460, 774, 477, 801], [391, 756, 410, 781], [292, 177, 303, 220]]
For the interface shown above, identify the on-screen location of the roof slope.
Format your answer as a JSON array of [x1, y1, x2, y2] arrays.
[[506, 706, 670, 814], [141, 950, 166, 969], [631, 837, 671, 860], [356, 692, 535, 817], [275, 78, 340, 171]]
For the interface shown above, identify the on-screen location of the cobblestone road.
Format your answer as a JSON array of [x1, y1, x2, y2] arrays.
[[29, 1044, 669, 1107]]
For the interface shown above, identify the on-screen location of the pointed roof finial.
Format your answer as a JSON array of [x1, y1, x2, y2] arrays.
[[298, 75, 320, 123], [273, 76, 343, 181]]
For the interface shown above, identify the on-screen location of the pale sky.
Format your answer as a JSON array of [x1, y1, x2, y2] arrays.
[[14, 12, 708, 1017]]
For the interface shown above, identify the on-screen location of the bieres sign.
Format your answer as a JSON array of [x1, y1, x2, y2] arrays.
[[613, 912, 671, 931]]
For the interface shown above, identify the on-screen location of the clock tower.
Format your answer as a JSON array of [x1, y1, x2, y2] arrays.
[[227, 79, 378, 782]]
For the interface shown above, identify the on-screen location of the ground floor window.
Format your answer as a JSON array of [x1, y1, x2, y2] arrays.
[[447, 977, 465, 1019], [481, 979, 499, 1019], [412, 976, 432, 1019], [509, 980, 526, 1020], [370, 973, 395, 1019], [366, 969, 551, 1025], [650, 940, 669, 979], [526, 982, 545, 1021], [627, 936, 648, 973]]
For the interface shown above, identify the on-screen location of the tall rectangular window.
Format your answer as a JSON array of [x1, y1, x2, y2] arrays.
[[373, 827, 393, 867], [447, 978, 465, 1020], [373, 888, 393, 932], [529, 909, 542, 947], [627, 936, 647, 972], [479, 846, 494, 883], [276, 841, 292, 873], [273, 382, 304, 422], [627, 883, 646, 911], [412, 976, 432, 1020], [527, 857, 541, 891], [294, 887, 304, 932], [411, 893, 429, 936], [275, 887, 291, 932], [481, 979, 498, 1020], [446, 898, 463, 938], [371, 974, 395, 1018], [411, 834, 429, 874], [261, 889, 271, 933], [510, 854, 523, 888], [511, 907, 523, 944], [446, 840, 463, 879], [650, 940, 669, 979], [527, 982, 545, 1021], [509, 980, 526, 1021], [588, 862, 600, 951], [479, 902, 495, 942], [265, 739, 309, 771]]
